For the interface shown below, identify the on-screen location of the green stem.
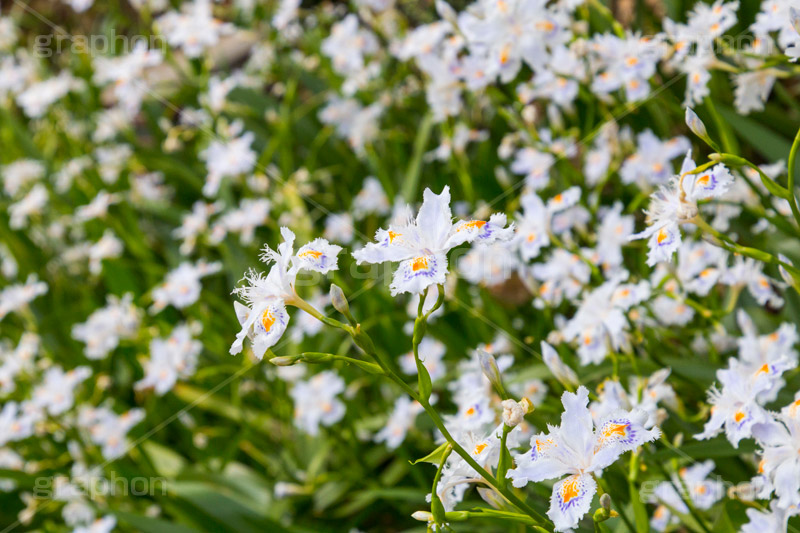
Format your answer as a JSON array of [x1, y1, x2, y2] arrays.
[[691, 216, 800, 278], [301, 286, 551, 528], [786, 127, 800, 228], [430, 445, 453, 526]]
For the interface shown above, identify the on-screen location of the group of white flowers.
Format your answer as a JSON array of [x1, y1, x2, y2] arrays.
[[2, 0, 800, 531]]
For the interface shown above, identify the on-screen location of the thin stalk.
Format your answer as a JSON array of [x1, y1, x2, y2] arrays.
[[787, 126, 800, 228]]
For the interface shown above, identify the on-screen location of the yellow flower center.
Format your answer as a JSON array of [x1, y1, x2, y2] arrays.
[[262, 309, 276, 332], [299, 250, 323, 259], [560, 476, 580, 503], [412, 256, 429, 272]]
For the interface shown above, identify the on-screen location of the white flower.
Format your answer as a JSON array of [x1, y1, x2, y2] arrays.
[[16, 72, 79, 118], [0, 274, 47, 321], [1, 159, 45, 197], [649, 460, 724, 531], [72, 294, 141, 360], [507, 387, 659, 531], [740, 501, 799, 533], [9, 183, 48, 229], [32, 366, 91, 416], [92, 42, 163, 115], [136, 324, 202, 395], [353, 177, 390, 219], [353, 186, 513, 295], [0, 402, 36, 446], [174, 201, 223, 255], [323, 213, 355, 245], [230, 228, 341, 359], [400, 337, 447, 381], [78, 407, 144, 460], [374, 396, 424, 449], [289, 370, 346, 436], [88, 230, 124, 275], [695, 358, 780, 447], [150, 260, 222, 313], [157, 0, 235, 58], [200, 125, 257, 197]]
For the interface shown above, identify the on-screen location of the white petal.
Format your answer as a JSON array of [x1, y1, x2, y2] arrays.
[[548, 474, 597, 532], [389, 253, 447, 296]]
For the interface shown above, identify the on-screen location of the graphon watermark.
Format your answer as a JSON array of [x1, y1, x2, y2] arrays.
[[33, 472, 167, 500], [32, 31, 167, 58]]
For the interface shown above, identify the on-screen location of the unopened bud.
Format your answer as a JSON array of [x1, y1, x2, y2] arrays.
[[685, 108, 713, 148], [411, 511, 433, 522], [330, 284, 355, 324], [478, 349, 506, 397], [269, 356, 296, 366], [502, 399, 525, 428], [600, 493, 611, 510]]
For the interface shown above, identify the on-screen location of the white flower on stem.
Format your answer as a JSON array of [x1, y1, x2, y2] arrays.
[[0, 274, 47, 321], [150, 260, 222, 313], [750, 395, 800, 509], [741, 500, 800, 533], [200, 124, 256, 197], [136, 324, 202, 396], [353, 177, 390, 220], [0, 402, 36, 446], [695, 358, 780, 447], [230, 228, 341, 359], [649, 460, 724, 531], [88, 230, 123, 275], [9, 183, 48, 229], [507, 387, 659, 531], [78, 406, 144, 460], [156, 0, 235, 58], [630, 150, 733, 266], [1, 159, 44, 197], [72, 294, 141, 360], [32, 366, 91, 416], [353, 186, 513, 295], [374, 396, 424, 450], [435, 423, 521, 512], [290, 370, 346, 436]]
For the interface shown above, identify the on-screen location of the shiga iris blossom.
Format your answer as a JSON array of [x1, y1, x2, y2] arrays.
[[507, 387, 659, 531], [230, 228, 341, 359], [353, 186, 513, 295]]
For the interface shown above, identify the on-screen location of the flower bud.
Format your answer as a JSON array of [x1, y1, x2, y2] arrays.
[[600, 493, 611, 510], [411, 511, 432, 522], [478, 349, 505, 397], [685, 108, 707, 140], [269, 356, 297, 366], [501, 399, 525, 428], [330, 283, 355, 324]]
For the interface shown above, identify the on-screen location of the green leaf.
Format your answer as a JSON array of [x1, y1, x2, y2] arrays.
[[401, 113, 434, 202], [717, 107, 792, 163], [114, 510, 200, 533], [416, 358, 433, 401], [410, 442, 450, 465], [629, 480, 649, 533]]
